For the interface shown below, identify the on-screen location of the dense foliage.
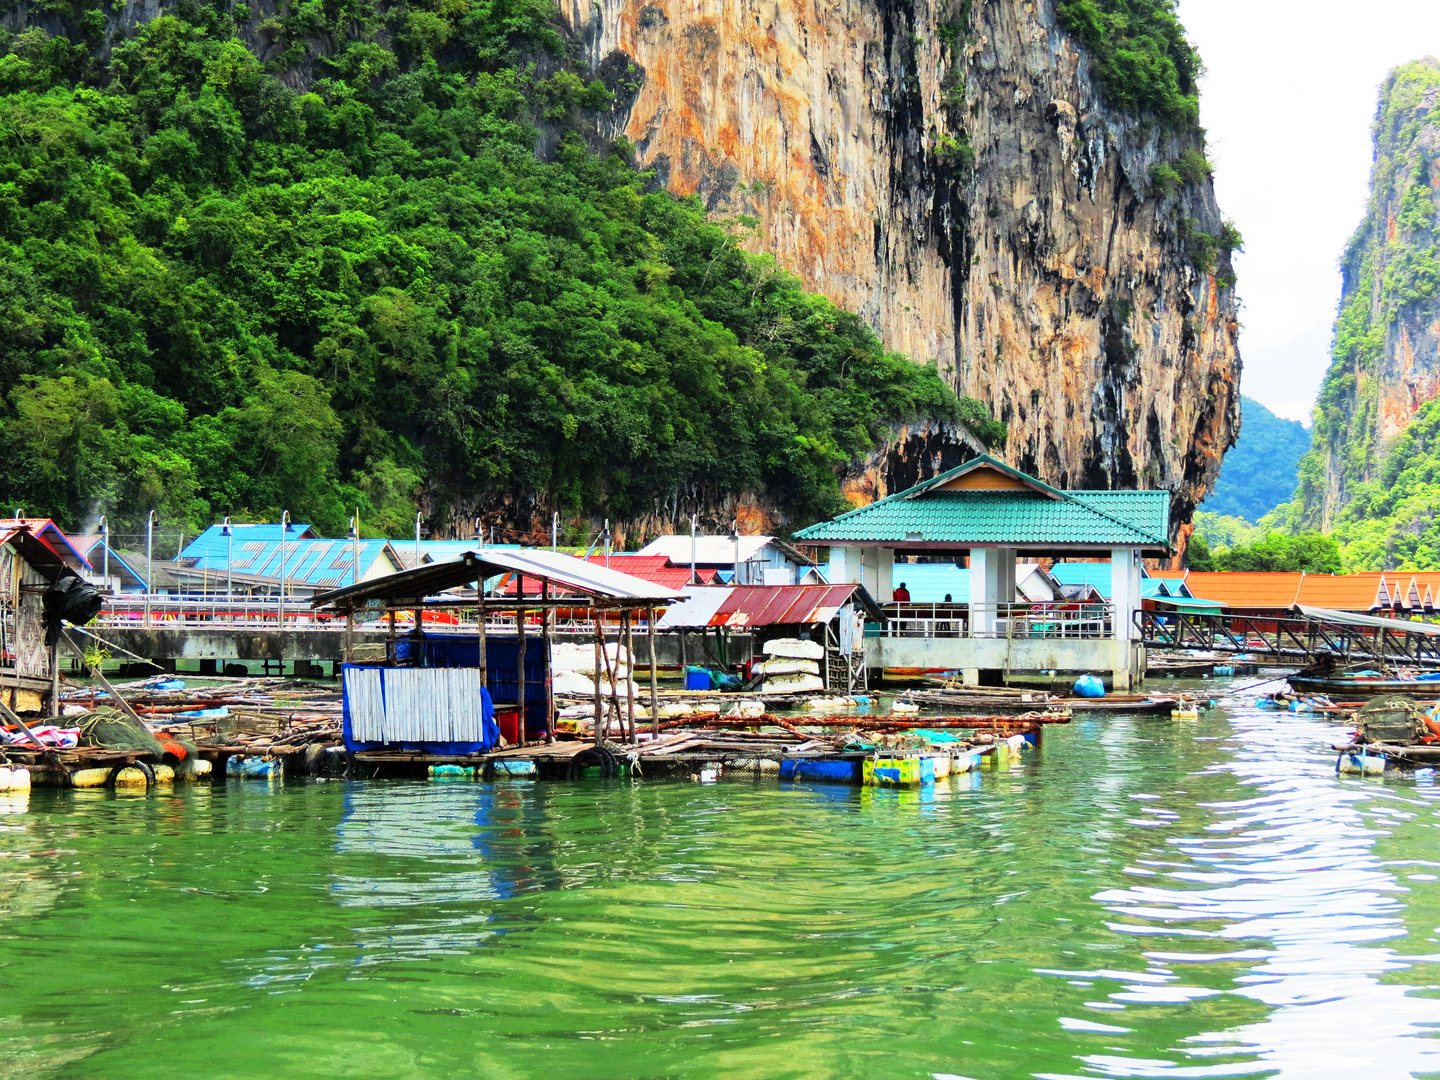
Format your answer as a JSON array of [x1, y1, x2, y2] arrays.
[[1201, 396, 1310, 522], [1055, 0, 1200, 126], [1187, 518, 1342, 574], [0, 0, 978, 538], [1322, 397, 1440, 570], [1294, 59, 1440, 555]]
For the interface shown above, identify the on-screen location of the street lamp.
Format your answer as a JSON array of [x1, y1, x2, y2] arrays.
[[603, 518, 611, 570], [415, 511, 423, 568], [277, 511, 290, 627], [731, 519, 741, 585], [552, 511, 559, 553], [98, 515, 109, 594], [690, 513, 698, 586], [221, 517, 233, 616], [145, 510, 156, 623]]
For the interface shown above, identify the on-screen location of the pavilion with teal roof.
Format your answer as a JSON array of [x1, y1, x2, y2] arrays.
[[794, 455, 1172, 688]]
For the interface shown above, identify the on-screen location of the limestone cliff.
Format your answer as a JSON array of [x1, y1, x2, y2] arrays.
[[1298, 59, 1440, 531], [563, 0, 1240, 521]]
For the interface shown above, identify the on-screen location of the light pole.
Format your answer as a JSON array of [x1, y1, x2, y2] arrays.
[[690, 513, 698, 586], [731, 520, 741, 585], [415, 511, 422, 568], [98, 515, 109, 594], [348, 514, 359, 587], [221, 517, 233, 618], [552, 511, 559, 552], [145, 510, 156, 623], [277, 511, 289, 627], [603, 518, 611, 570]]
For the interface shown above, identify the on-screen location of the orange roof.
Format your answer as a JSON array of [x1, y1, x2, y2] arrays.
[[1160, 570, 1440, 612]]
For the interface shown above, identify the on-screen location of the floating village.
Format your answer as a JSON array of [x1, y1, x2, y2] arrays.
[[4, 456, 1440, 796]]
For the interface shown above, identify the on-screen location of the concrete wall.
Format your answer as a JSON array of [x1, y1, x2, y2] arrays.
[[865, 636, 1145, 688]]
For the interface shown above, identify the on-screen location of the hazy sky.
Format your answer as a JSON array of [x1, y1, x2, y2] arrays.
[[1175, 0, 1440, 424]]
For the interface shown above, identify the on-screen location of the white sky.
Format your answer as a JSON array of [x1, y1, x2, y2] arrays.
[[1175, 0, 1440, 424]]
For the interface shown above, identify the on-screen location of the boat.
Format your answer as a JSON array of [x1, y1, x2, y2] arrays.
[[1287, 673, 1440, 699]]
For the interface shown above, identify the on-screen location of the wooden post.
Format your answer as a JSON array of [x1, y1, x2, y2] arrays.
[[47, 639, 59, 719], [543, 580, 555, 745], [344, 610, 355, 664], [622, 609, 635, 744], [592, 620, 604, 746], [387, 609, 396, 665], [647, 603, 659, 738], [477, 580, 488, 700], [516, 574, 527, 747]]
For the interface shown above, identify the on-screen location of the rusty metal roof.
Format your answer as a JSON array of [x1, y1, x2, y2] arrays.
[[658, 584, 882, 629]]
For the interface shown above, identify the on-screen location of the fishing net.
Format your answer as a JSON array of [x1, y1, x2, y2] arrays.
[[77, 707, 164, 756], [1356, 695, 1427, 744]]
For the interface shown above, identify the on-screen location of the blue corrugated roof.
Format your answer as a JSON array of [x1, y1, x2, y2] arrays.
[[182, 536, 399, 588], [182, 524, 320, 560]]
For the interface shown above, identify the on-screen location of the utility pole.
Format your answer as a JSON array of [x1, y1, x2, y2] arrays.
[[99, 515, 109, 594]]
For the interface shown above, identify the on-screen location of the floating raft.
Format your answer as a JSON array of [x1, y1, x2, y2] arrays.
[[906, 690, 1179, 717]]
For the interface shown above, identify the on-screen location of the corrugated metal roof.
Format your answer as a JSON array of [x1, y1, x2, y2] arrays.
[[794, 473, 1170, 549], [492, 554, 719, 594], [658, 584, 882, 628], [183, 537, 400, 586], [638, 535, 787, 564], [312, 548, 686, 609], [0, 518, 91, 569], [1295, 605, 1440, 635], [0, 527, 66, 577]]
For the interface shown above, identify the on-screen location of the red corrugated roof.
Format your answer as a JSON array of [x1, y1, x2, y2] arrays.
[[0, 518, 88, 568], [709, 585, 861, 628]]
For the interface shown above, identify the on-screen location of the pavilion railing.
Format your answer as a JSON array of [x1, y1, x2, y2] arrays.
[[883, 602, 1114, 640]]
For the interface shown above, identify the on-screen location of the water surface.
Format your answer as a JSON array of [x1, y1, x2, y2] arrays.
[[0, 681, 1437, 1078]]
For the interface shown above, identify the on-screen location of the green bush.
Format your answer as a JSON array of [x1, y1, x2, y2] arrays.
[[1055, 0, 1200, 127]]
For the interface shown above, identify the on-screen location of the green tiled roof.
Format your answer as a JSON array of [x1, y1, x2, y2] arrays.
[[794, 457, 1171, 549]]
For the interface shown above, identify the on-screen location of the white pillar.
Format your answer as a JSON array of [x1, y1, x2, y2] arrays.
[[829, 546, 850, 585], [1110, 547, 1141, 641], [969, 548, 1003, 636]]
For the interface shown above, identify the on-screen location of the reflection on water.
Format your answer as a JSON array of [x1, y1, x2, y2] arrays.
[[1038, 682, 1440, 1080], [0, 681, 1433, 1079]]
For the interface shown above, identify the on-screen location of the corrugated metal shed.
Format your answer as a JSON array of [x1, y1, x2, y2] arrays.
[[794, 455, 1169, 550], [312, 548, 685, 610], [658, 585, 882, 629]]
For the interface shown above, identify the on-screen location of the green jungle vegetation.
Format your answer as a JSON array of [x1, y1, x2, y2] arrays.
[[1201, 396, 1311, 523], [0, 0, 990, 540], [1186, 521, 1343, 575], [1292, 59, 1440, 556], [1055, 0, 1200, 126]]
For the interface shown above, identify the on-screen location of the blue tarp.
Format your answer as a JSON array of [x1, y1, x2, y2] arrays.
[[341, 662, 499, 754]]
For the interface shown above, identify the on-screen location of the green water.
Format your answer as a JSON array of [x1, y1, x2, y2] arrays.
[[1, 682, 1439, 1079]]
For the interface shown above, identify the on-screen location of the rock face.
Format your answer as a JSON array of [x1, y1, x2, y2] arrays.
[[564, 0, 1240, 521], [1299, 59, 1440, 529]]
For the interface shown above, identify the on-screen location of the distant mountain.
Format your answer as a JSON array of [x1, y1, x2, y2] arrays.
[[1201, 397, 1310, 522]]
